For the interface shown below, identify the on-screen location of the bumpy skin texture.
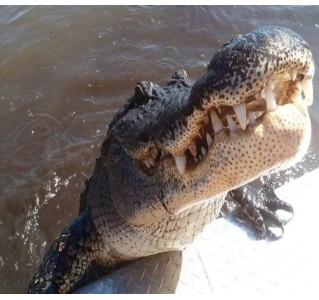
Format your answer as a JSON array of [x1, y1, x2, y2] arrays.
[[28, 26, 314, 293]]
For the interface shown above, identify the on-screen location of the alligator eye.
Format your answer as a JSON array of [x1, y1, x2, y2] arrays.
[[134, 87, 149, 106], [134, 81, 153, 106]]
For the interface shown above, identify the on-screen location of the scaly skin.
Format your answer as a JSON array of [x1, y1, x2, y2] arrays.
[[28, 26, 315, 293]]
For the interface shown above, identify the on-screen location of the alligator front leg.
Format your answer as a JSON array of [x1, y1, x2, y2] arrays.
[[28, 209, 102, 293], [220, 181, 294, 241]]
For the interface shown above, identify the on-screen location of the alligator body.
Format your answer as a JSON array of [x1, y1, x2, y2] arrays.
[[28, 26, 314, 293]]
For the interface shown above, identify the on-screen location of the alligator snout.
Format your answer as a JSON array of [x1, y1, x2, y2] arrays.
[[151, 26, 314, 176]]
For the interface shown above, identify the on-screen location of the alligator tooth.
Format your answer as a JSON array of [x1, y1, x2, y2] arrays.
[[210, 110, 224, 134], [201, 147, 207, 156], [194, 157, 199, 164], [292, 68, 297, 81], [206, 133, 213, 147], [174, 155, 186, 175], [161, 149, 168, 158], [249, 112, 257, 128], [294, 92, 309, 113], [226, 115, 238, 132], [233, 103, 247, 130], [301, 79, 313, 105], [269, 79, 275, 90], [265, 84, 277, 111], [283, 70, 290, 80], [254, 111, 263, 118], [188, 143, 197, 156], [307, 63, 315, 78], [144, 160, 151, 168], [151, 151, 157, 160], [149, 157, 155, 167]]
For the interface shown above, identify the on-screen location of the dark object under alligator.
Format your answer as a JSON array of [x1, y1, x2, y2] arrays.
[[28, 26, 314, 293]]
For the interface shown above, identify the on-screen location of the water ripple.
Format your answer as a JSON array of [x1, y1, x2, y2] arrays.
[[89, 29, 116, 52], [0, 6, 35, 26], [159, 45, 181, 62], [74, 56, 105, 81]]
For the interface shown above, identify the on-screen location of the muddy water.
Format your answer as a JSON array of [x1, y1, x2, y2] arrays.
[[0, 6, 319, 293]]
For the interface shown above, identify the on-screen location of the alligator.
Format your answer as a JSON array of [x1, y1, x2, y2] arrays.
[[28, 26, 314, 293]]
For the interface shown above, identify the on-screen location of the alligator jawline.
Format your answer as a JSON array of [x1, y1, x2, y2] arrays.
[[141, 64, 314, 176]]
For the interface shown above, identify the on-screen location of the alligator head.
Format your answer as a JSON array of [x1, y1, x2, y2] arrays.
[[102, 26, 314, 227]]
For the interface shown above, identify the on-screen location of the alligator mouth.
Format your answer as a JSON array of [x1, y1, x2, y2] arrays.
[[141, 62, 314, 175]]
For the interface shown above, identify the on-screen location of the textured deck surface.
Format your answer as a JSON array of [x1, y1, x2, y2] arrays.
[[177, 167, 319, 294], [78, 167, 319, 295]]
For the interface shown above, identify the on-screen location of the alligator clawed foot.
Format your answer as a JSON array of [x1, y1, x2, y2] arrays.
[[220, 182, 294, 241]]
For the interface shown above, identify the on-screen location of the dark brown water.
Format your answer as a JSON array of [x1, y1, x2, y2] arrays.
[[0, 6, 319, 293]]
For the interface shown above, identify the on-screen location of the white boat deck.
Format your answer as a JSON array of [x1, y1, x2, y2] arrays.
[[177, 167, 319, 294]]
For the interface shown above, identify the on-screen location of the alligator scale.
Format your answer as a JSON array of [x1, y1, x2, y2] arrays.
[[28, 26, 315, 293]]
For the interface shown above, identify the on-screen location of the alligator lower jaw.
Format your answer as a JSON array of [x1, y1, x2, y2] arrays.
[[156, 103, 311, 217], [166, 101, 310, 177], [143, 102, 312, 178]]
